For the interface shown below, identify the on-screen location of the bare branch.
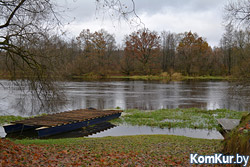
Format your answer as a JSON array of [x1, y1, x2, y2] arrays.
[[95, 0, 144, 28], [0, 0, 26, 29], [224, 0, 250, 28]]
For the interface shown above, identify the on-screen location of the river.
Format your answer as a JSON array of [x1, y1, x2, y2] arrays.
[[1, 79, 250, 139], [0, 79, 249, 116]]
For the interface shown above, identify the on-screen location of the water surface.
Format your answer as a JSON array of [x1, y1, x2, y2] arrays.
[[0, 124, 223, 140], [0, 80, 250, 116], [88, 125, 224, 139]]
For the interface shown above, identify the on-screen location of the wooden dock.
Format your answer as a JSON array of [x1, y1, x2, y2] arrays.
[[217, 118, 240, 136], [4, 109, 122, 137]]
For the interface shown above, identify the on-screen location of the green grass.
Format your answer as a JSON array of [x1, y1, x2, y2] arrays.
[[108, 75, 231, 81], [117, 75, 228, 80], [72, 74, 231, 81], [183, 75, 231, 80], [109, 75, 230, 80], [0, 115, 26, 125], [0, 114, 47, 125], [14, 134, 221, 149], [108, 75, 170, 80], [1, 108, 247, 130], [111, 108, 248, 129]]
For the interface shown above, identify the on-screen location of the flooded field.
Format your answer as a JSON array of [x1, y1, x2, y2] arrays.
[[0, 123, 223, 140]]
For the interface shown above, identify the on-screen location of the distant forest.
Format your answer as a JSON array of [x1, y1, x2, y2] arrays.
[[1, 26, 249, 78]]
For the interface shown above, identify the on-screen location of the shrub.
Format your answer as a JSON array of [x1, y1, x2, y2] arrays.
[[171, 72, 183, 80], [222, 113, 250, 155]]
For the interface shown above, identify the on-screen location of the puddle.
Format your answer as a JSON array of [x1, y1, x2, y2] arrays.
[[160, 119, 182, 123], [0, 126, 5, 138], [88, 125, 224, 139], [1, 123, 223, 140]]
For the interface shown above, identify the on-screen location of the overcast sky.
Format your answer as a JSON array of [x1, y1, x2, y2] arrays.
[[60, 0, 230, 47]]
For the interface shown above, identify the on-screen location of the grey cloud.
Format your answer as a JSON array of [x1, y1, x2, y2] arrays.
[[58, 0, 228, 22], [130, 0, 228, 14], [59, 0, 232, 47], [57, 0, 96, 22]]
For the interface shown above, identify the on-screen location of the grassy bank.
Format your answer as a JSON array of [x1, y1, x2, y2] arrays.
[[0, 115, 26, 125], [108, 75, 172, 80], [0, 69, 233, 81], [0, 114, 47, 125], [0, 135, 222, 166], [109, 75, 230, 81], [72, 74, 174, 80], [112, 108, 248, 129], [0, 73, 234, 82], [1, 108, 247, 129], [222, 113, 250, 155], [71, 74, 231, 81], [183, 75, 231, 80]]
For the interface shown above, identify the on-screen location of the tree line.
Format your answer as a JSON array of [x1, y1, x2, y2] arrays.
[[2, 26, 248, 78]]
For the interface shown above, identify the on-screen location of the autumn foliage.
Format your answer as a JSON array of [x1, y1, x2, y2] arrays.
[[1, 27, 249, 79], [176, 31, 212, 75], [124, 28, 161, 74], [0, 135, 229, 167]]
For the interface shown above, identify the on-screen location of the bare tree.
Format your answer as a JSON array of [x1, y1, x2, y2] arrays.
[[232, 29, 250, 79], [220, 23, 235, 75], [161, 31, 180, 73], [76, 29, 116, 76], [0, 0, 65, 113], [0, 0, 140, 114], [0, 0, 60, 72], [120, 48, 135, 75], [224, 0, 250, 28], [223, 0, 250, 87]]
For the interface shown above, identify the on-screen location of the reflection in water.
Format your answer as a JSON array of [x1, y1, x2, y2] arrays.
[[0, 124, 223, 140], [88, 125, 224, 140], [0, 80, 250, 116], [2, 122, 116, 139], [0, 80, 65, 116]]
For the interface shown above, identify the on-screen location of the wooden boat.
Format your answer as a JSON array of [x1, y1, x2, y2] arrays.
[[5, 122, 116, 139], [4, 109, 122, 137]]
